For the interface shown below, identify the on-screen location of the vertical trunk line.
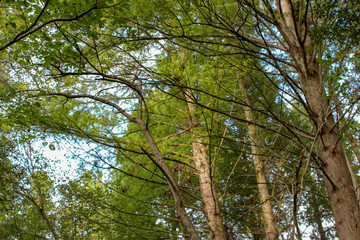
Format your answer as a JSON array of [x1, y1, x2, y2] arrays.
[[238, 76, 279, 240], [345, 152, 360, 207], [305, 76, 360, 238], [277, 1, 360, 238], [178, 48, 226, 239], [184, 89, 227, 240]]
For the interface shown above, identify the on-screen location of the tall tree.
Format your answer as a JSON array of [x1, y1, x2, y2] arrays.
[[1, 0, 360, 239], [238, 74, 279, 240], [139, 1, 360, 238]]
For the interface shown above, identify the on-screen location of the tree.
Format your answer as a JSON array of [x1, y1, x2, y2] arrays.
[[1, 0, 360, 239], [135, 0, 360, 238]]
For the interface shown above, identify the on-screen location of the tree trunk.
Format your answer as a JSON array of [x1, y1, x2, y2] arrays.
[[277, 1, 360, 239], [184, 89, 227, 240], [136, 118, 201, 240], [238, 76, 279, 240], [304, 82, 360, 240]]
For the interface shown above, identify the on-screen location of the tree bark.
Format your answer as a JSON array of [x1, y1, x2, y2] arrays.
[[238, 76, 279, 240], [184, 89, 227, 240], [276, 1, 360, 239]]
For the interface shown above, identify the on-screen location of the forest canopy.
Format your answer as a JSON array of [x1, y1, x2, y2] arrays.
[[1, 0, 360, 239]]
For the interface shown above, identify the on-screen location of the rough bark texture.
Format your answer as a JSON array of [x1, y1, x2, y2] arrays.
[[238, 77, 279, 240], [311, 110, 360, 240], [185, 90, 227, 240], [136, 118, 201, 240], [277, 1, 360, 239]]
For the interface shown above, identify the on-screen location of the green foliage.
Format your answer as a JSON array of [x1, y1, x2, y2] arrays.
[[0, 0, 358, 239], [311, 0, 360, 46]]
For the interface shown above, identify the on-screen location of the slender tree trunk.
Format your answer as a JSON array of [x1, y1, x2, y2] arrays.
[[334, 98, 360, 165], [39, 208, 60, 240], [277, 1, 360, 239], [32, 178, 60, 240], [345, 152, 360, 205], [172, 48, 226, 240], [136, 118, 201, 240], [184, 89, 227, 240], [238, 76, 279, 240]]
